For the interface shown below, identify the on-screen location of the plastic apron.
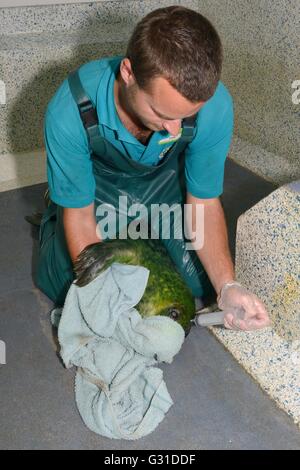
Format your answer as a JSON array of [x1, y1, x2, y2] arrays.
[[35, 68, 215, 307]]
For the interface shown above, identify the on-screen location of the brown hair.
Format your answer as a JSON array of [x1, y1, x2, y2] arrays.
[[126, 6, 223, 102]]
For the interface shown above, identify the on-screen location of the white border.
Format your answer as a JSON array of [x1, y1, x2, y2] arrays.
[[0, 0, 109, 8]]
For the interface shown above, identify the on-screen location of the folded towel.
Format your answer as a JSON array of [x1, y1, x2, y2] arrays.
[[52, 262, 185, 440]]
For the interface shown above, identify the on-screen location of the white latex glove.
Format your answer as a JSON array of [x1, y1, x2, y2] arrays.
[[217, 282, 272, 331]]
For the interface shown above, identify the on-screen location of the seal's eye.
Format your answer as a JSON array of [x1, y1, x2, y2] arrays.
[[168, 308, 180, 320]]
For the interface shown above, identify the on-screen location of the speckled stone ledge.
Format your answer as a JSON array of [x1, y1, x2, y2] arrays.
[[188, 0, 300, 187], [210, 182, 300, 428], [0, 149, 46, 192], [229, 136, 300, 186], [0, 24, 132, 155], [0, 0, 180, 35], [210, 326, 300, 428], [0, 0, 181, 155], [1, 0, 299, 183], [236, 183, 300, 342]]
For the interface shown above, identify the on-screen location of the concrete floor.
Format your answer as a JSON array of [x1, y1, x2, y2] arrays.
[[0, 159, 299, 450]]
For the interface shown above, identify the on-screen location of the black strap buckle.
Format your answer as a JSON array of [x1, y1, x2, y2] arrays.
[[181, 114, 197, 142], [78, 100, 99, 130]]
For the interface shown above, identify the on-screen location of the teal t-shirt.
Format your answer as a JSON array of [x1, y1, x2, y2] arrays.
[[44, 56, 234, 208]]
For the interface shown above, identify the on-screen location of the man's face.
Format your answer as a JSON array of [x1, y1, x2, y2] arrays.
[[118, 59, 205, 136]]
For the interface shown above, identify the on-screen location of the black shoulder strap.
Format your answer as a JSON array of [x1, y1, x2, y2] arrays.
[[68, 67, 197, 147], [181, 114, 197, 143], [68, 68, 101, 148]]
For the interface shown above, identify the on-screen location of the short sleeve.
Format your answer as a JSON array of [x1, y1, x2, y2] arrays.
[[184, 85, 234, 199], [44, 108, 96, 208]]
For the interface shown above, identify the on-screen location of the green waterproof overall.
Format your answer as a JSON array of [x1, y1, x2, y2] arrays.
[[35, 68, 215, 307]]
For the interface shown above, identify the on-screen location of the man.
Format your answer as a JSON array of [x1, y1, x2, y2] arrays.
[[35, 6, 271, 331]]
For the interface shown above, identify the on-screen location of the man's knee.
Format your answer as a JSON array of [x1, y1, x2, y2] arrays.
[[35, 207, 75, 306]]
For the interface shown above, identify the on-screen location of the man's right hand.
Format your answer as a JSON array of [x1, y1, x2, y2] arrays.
[[63, 202, 102, 265]]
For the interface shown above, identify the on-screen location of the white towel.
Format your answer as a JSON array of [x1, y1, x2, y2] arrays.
[[52, 262, 185, 440]]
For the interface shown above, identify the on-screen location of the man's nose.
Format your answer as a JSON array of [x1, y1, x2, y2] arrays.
[[162, 120, 182, 136]]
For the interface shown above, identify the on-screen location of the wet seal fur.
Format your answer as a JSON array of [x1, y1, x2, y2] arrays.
[[74, 238, 195, 335]]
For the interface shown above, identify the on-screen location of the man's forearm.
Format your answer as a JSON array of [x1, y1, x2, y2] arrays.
[[63, 203, 102, 264], [186, 193, 235, 296]]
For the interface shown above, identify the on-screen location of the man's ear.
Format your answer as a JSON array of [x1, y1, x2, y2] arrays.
[[119, 58, 136, 87]]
